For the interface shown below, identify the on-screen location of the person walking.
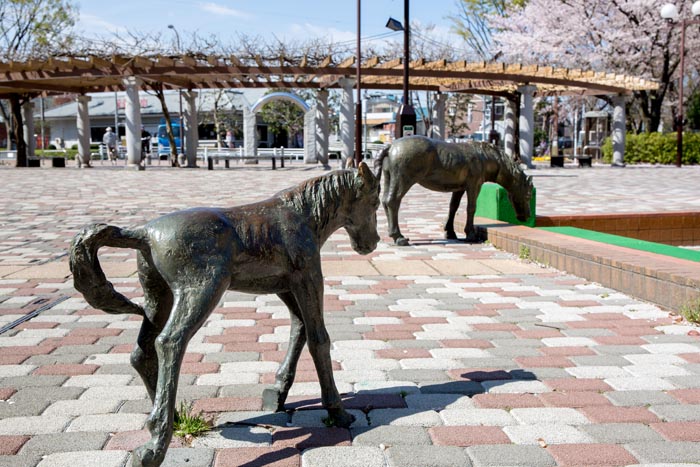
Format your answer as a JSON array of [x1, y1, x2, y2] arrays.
[[103, 127, 118, 165]]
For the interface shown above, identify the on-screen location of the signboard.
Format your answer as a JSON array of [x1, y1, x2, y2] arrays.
[[402, 125, 414, 137]]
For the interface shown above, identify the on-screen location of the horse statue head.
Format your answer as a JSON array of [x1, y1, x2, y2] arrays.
[[507, 168, 534, 223], [344, 162, 381, 254]]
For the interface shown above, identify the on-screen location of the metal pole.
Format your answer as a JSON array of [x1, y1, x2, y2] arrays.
[[403, 0, 409, 106], [676, 19, 686, 168], [354, 0, 362, 167]]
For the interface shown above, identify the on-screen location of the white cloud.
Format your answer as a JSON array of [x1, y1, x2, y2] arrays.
[[78, 13, 126, 35], [288, 23, 355, 43], [199, 2, 249, 18]]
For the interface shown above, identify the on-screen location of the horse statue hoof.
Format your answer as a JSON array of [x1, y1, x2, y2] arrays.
[[444, 231, 458, 240], [327, 409, 356, 428], [262, 387, 285, 412], [394, 237, 410, 246], [132, 443, 161, 467]]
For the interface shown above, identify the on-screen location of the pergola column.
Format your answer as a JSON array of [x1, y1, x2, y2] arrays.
[[76, 95, 92, 168], [518, 85, 536, 168], [123, 76, 143, 168], [430, 92, 448, 140], [339, 77, 355, 165], [22, 101, 35, 159], [315, 89, 330, 168], [504, 97, 517, 159], [612, 94, 626, 167], [183, 90, 198, 167], [243, 108, 257, 157]]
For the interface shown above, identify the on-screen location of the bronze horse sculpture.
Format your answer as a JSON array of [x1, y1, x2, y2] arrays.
[[69, 163, 380, 467], [375, 135, 533, 245]]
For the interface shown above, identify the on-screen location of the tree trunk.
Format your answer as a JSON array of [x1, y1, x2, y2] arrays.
[[9, 94, 27, 167], [153, 87, 179, 167]]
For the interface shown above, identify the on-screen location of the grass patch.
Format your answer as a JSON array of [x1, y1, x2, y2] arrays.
[[173, 401, 211, 441], [679, 298, 700, 324], [519, 244, 531, 261]]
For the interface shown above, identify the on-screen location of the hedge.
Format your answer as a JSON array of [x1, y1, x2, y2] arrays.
[[602, 132, 700, 165]]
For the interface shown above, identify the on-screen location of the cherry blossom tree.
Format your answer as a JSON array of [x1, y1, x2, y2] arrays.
[[487, 0, 700, 132]]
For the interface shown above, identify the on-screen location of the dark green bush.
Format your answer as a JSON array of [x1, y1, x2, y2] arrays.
[[602, 132, 700, 165]]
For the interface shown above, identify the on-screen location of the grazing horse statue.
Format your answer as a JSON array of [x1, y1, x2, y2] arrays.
[[375, 136, 533, 246], [69, 163, 380, 467]]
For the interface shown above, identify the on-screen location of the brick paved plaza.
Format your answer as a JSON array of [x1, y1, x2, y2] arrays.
[[0, 163, 699, 467]]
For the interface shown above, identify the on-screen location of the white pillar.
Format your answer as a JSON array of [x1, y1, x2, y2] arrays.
[[339, 77, 355, 165], [430, 93, 448, 140], [243, 108, 257, 157], [612, 94, 626, 167], [303, 108, 316, 164], [76, 95, 92, 168], [315, 90, 330, 167], [504, 97, 517, 159], [22, 101, 35, 159], [123, 77, 143, 168], [184, 90, 198, 167], [518, 85, 536, 168]]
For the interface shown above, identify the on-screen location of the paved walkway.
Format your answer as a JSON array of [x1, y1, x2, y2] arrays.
[[0, 163, 699, 467]]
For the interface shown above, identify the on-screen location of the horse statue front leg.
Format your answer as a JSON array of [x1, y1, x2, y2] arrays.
[[290, 269, 355, 428], [464, 185, 481, 243], [381, 171, 412, 246], [444, 191, 465, 240]]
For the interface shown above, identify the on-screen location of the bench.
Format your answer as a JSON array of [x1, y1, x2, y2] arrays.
[[201, 147, 291, 170]]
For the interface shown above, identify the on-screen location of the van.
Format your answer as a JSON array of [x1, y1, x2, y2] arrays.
[[157, 119, 182, 156]]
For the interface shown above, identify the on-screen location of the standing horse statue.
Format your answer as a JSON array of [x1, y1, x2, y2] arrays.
[[375, 136, 533, 246], [69, 163, 380, 467]]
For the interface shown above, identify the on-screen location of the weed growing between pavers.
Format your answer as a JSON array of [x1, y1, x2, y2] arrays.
[[173, 401, 212, 443], [679, 297, 700, 324], [518, 244, 531, 260]]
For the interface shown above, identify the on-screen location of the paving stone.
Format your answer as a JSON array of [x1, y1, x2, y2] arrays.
[[192, 426, 272, 449], [650, 421, 700, 441], [366, 408, 441, 427], [0, 435, 29, 455], [216, 411, 289, 427], [19, 432, 109, 456], [387, 369, 451, 383], [605, 390, 678, 407], [0, 416, 71, 435], [272, 426, 351, 449], [0, 398, 49, 417], [35, 450, 128, 467], [579, 423, 664, 443], [428, 425, 509, 446], [0, 453, 42, 467], [439, 408, 517, 426], [466, 444, 556, 466], [625, 441, 700, 464], [352, 426, 431, 446], [547, 443, 637, 466], [291, 409, 368, 428], [604, 376, 676, 391], [66, 413, 147, 432], [403, 393, 474, 411], [649, 404, 700, 422], [301, 446, 385, 467], [385, 445, 471, 467], [215, 447, 299, 467], [510, 408, 590, 425], [503, 424, 593, 444], [161, 447, 215, 467]]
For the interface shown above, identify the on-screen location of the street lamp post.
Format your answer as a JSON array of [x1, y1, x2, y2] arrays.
[[386, 0, 416, 140], [660, 2, 700, 167], [168, 24, 184, 156]]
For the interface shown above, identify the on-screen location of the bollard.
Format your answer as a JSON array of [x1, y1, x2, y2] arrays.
[[207, 157, 213, 170], [280, 147, 285, 168], [272, 157, 276, 170]]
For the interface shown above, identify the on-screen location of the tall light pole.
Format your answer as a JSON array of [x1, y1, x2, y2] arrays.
[[660, 2, 700, 167], [168, 24, 184, 155], [167, 24, 181, 52], [355, 0, 363, 166], [386, 0, 416, 140]]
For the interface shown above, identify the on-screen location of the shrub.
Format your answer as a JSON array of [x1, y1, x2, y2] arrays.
[[602, 132, 700, 165]]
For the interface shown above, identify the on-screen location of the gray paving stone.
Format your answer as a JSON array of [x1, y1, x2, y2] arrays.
[[202, 352, 259, 363], [625, 441, 700, 464], [386, 445, 471, 467], [404, 393, 474, 411], [439, 408, 517, 426], [118, 399, 152, 414], [418, 381, 483, 395], [52, 344, 113, 355], [0, 454, 42, 467], [19, 432, 109, 456], [291, 409, 368, 428], [95, 364, 139, 375], [650, 404, 700, 422], [488, 347, 541, 358], [490, 338, 541, 348], [66, 413, 148, 432], [215, 411, 289, 427], [368, 408, 442, 427], [0, 416, 71, 435], [466, 444, 556, 466], [563, 328, 614, 337], [642, 334, 700, 344], [191, 426, 271, 449], [455, 358, 519, 370], [387, 340, 440, 349], [10, 386, 84, 403], [0, 398, 49, 417], [605, 390, 678, 407], [503, 424, 593, 444], [161, 448, 215, 467], [594, 345, 649, 355], [579, 423, 664, 443], [351, 426, 432, 446], [301, 446, 385, 467], [0, 375, 68, 388], [36, 450, 128, 467], [388, 369, 451, 383], [667, 375, 700, 388], [467, 331, 517, 340], [516, 368, 570, 379], [570, 355, 630, 366], [24, 354, 86, 365], [218, 384, 270, 398]]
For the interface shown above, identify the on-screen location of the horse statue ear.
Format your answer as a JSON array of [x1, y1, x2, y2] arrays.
[[357, 161, 376, 184]]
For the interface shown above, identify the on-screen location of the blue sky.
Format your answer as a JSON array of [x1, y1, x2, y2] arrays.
[[77, 0, 467, 51]]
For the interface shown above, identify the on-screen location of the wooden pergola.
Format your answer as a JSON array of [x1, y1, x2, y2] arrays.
[[0, 54, 658, 98]]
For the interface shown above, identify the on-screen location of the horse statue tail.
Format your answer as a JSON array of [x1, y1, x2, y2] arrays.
[[69, 223, 148, 316], [373, 144, 392, 183]]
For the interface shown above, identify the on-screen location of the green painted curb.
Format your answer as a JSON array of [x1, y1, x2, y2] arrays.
[[539, 226, 700, 263], [475, 182, 537, 227]]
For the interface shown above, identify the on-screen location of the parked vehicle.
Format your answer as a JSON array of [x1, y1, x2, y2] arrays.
[[157, 119, 182, 157]]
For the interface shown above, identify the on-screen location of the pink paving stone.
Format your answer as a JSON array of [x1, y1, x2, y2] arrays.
[[183, 353, 204, 363], [429, 426, 510, 446], [668, 389, 700, 404], [439, 339, 493, 349], [512, 329, 563, 339], [262, 370, 319, 384], [0, 435, 30, 455], [373, 324, 424, 332], [592, 335, 647, 345], [104, 430, 183, 450], [472, 393, 544, 409], [208, 333, 260, 344], [16, 321, 58, 329], [363, 311, 408, 318], [2, 345, 56, 356], [0, 354, 28, 365], [471, 323, 520, 331], [556, 300, 603, 308], [362, 331, 415, 340], [614, 326, 661, 336], [566, 320, 618, 329], [214, 447, 300, 467], [32, 364, 99, 376], [650, 422, 700, 441], [499, 291, 538, 297], [68, 328, 122, 337], [192, 397, 262, 413], [514, 356, 573, 368], [223, 326, 275, 335], [403, 317, 448, 325], [547, 443, 638, 466], [538, 391, 612, 408], [216, 307, 258, 315], [180, 362, 220, 375], [42, 336, 99, 346], [538, 346, 596, 357], [375, 348, 432, 359], [0, 388, 16, 400], [448, 369, 512, 382], [543, 378, 612, 392], [272, 427, 351, 449], [224, 342, 278, 352], [73, 308, 105, 315], [679, 352, 700, 363], [580, 406, 660, 423], [110, 344, 133, 353]]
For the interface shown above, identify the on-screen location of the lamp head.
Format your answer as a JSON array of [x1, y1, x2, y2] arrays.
[[660, 3, 679, 21], [385, 17, 404, 32], [693, 1, 700, 17]]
